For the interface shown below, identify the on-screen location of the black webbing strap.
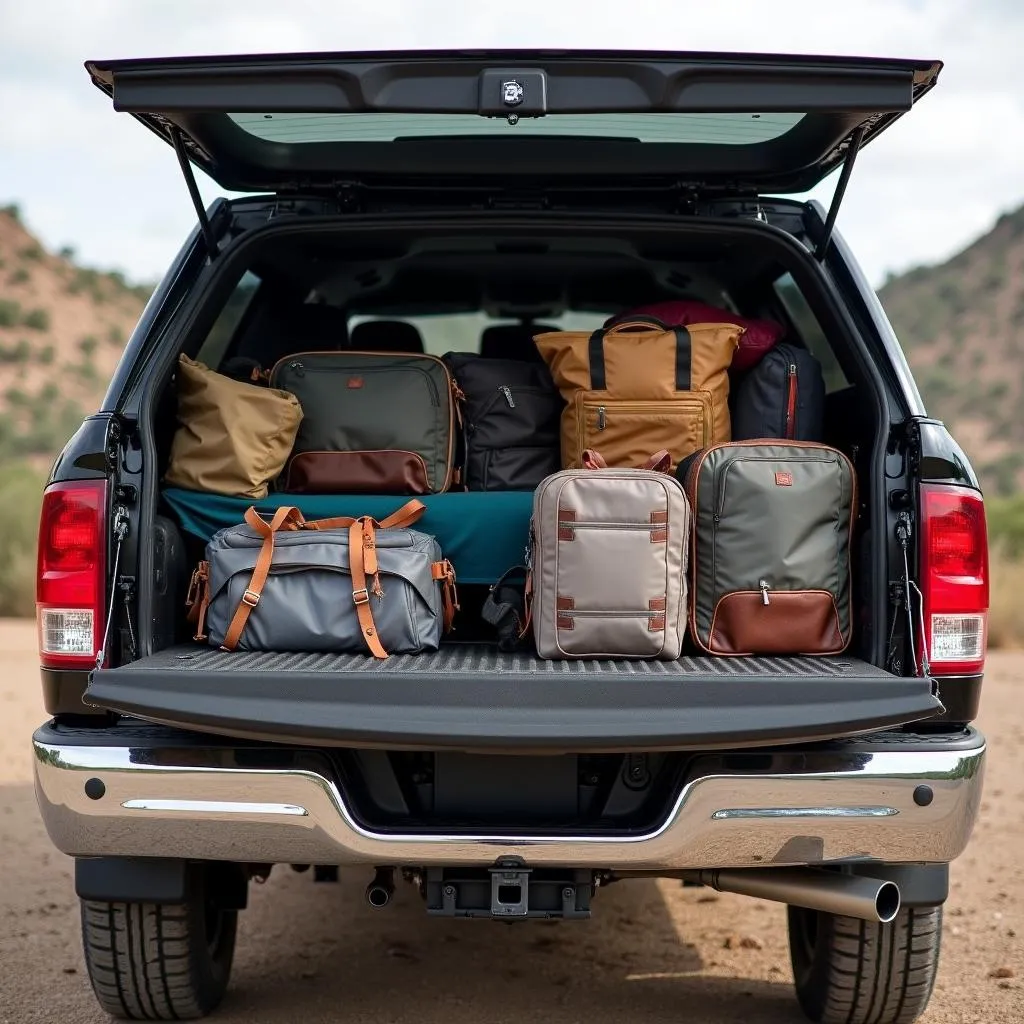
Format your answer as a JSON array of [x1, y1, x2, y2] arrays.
[[588, 324, 692, 392], [588, 329, 608, 391], [674, 326, 692, 391]]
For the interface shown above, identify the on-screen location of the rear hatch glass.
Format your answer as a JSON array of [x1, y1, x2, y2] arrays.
[[86, 50, 941, 193]]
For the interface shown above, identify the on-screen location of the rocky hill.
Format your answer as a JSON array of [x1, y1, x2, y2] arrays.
[[0, 205, 152, 466], [879, 205, 1024, 495]]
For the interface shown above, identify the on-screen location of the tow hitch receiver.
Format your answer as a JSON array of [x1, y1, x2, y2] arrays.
[[426, 858, 592, 919]]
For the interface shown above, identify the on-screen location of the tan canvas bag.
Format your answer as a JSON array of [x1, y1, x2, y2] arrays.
[[534, 319, 742, 472], [530, 449, 691, 660], [164, 354, 303, 499]]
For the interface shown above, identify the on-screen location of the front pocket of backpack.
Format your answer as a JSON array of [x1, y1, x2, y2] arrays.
[[554, 607, 666, 658], [706, 590, 845, 656], [575, 396, 711, 470]]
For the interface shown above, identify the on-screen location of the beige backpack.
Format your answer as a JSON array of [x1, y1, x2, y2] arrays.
[[530, 450, 691, 660]]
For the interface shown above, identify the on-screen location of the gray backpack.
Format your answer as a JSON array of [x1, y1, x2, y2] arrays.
[[530, 450, 691, 660], [684, 441, 856, 655], [187, 501, 457, 658]]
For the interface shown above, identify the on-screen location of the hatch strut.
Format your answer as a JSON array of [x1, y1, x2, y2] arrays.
[[169, 127, 219, 259], [815, 125, 866, 261]]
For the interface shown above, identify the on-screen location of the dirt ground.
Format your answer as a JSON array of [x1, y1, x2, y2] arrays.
[[1, 618, 1021, 1024]]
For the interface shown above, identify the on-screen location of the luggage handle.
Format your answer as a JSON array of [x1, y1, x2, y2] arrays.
[[603, 317, 669, 333], [582, 448, 672, 473], [215, 499, 431, 658], [587, 324, 691, 392]]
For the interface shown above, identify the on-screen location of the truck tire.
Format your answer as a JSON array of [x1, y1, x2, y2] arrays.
[[787, 904, 942, 1024], [80, 890, 237, 1020]]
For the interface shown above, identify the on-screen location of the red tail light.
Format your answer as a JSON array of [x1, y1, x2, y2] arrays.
[[919, 483, 988, 675], [37, 480, 107, 669]]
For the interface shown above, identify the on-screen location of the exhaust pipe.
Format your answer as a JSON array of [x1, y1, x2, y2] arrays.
[[365, 867, 395, 909], [693, 868, 901, 923]]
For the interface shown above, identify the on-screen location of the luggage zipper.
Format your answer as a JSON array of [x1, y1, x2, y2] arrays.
[[784, 364, 798, 439], [499, 385, 516, 408], [597, 406, 606, 430], [284, 360, 441, 405], [759, 579, 771, 605]]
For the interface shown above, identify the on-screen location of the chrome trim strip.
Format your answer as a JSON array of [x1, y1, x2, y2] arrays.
[[33, 738, 985, 869], [711, 806, 900, 820], [121, 799, 309, 816]]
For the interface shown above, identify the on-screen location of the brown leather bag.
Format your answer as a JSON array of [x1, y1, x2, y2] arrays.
[[534, 319, 742, 473]]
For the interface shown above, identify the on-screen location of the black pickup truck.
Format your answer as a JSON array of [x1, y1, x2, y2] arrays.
[[32, 50, 987, 1024]]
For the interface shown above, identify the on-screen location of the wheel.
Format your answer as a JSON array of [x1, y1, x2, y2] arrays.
[[80, 873, 238, 1020], [788, 904, 942, 1024]]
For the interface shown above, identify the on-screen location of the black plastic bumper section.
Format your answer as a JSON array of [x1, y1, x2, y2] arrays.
[[84, 645, 941, 752]]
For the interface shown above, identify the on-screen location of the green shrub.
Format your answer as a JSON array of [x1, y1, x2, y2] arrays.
[[0, 203, 21, 222], [107, 324, 125, 346], [989, 548, 1024, 649], [0, 299, 21, 327], [22, 308, 50, 331], [19, 244, 44, 262], [58, 245, 76, 261], [0, 461, 44, 617], [37, 344, 55, 365], [79, 335, 98, 358], [8, 267, 30, 285], [0, 339, 31, 364], [988, 495, 1024, 559]]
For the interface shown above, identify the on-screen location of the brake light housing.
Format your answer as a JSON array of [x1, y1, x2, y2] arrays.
[[919, 483, 988, 675], [37, 480, 107, 669]]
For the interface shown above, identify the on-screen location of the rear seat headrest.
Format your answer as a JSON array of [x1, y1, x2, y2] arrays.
[[234, 300, 349, 368], [479, 323, 557, 362], [350, 320, 425, 353]]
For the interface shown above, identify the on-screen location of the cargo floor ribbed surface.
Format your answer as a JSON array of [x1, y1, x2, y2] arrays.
[[142, 643, 890, 679]]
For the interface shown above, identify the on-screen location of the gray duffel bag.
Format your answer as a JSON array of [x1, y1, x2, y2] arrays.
[[186, 501, 457, 658]]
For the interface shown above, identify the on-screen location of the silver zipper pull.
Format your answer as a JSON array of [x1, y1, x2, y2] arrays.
[[499, 385, 515, 408], [597, 406, 606, 430], [759, 579, 771, 606], [288, 360, 304, 377]]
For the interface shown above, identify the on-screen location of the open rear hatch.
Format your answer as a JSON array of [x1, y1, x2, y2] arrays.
[[82, 49, 944, 749], [86, 49, 940, 196], [85, 648, 941, 751]]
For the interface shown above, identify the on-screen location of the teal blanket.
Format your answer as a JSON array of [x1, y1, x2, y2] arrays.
[[162, 488, 533, 585]]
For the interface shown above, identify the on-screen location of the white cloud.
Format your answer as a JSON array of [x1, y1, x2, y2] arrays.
[[1, 0, 1021, 286]]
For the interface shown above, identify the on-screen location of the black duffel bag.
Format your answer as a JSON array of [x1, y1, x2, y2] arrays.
[[732, 343, 826, 443], [444, 353, 563, 490]]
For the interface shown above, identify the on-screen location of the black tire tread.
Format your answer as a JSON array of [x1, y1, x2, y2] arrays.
[[81, 898, 236, 1020], [790, 905, 942, 1024]]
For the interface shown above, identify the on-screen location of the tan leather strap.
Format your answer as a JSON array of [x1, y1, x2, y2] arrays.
[[603, 318, 665, 335], [349, 516, 388, 659], [185, 561, 210, 641], [643, 449, 672, 473], [582, 448, 670, 472], [221, 506, 305, 651], [301, 498, 426, 533], [431, 559, 459, 632]]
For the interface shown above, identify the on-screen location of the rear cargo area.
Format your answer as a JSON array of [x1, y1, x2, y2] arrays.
[[101, 210, 918, 747]]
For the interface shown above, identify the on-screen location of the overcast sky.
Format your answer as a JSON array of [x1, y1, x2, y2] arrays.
[[2, 0, 1022, 288]]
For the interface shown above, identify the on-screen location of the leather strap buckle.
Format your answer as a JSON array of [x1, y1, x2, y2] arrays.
[[352, 587, 370, 605], [242, 589, 261, 608]]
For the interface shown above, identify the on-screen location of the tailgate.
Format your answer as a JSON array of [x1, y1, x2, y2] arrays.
[[85, 646, 941, 752]]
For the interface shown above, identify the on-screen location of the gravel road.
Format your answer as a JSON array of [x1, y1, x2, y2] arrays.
[[1, 618, 1021, 1023]]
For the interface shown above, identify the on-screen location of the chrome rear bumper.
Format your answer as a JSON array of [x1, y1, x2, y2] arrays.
[[33, 730, 985, 869]]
